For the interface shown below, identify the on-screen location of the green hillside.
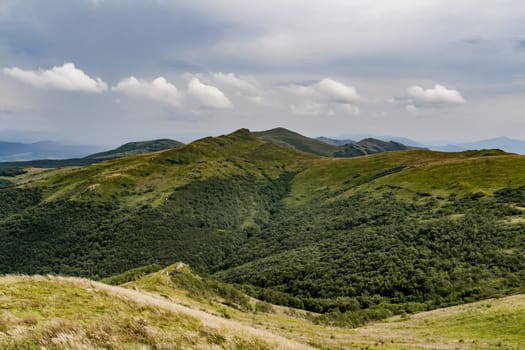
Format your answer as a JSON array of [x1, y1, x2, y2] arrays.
[[1, 266, 525, 349], [1, 129, 525, 327]]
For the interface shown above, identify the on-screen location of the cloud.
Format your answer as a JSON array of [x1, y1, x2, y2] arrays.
[[315, 78, 361, 103], [407, 84, 466, 105], [113, 76, 181, 107], [2, 63, 107, 93], [187, 77, 233, 109], [211, 72, 259, 94], [339, 103, 360, 115], [211, 72, 263, 104], [287, 78, 361, 103], [285, 78, 361, 116]]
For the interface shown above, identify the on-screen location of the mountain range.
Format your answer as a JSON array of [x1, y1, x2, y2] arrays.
[[320, 135, 525, 154], [0, 140, 102, 162], [2, 127, 525, 348], [4, 128, 525, 165]]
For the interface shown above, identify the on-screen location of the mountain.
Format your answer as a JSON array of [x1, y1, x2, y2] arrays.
[[0, 140, 101, 162], [0, 138, 184, 171], [334, 137, 414, 157], [2, 128, 525, 329], [323, 134, 525, 154], [85, 139, 184, 160], [254, 127, 340, 156], [456, 136, 525, 154], [2, 264, 524, 349], [255, 127, 416, 157], [315, 136, 355, 146]]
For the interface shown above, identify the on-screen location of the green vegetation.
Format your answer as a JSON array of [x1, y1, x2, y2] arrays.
[[0, 167, 26, 177], [1, 128, 525, 329], [2, 269, 525, 349], [101, 263, 163, 285]]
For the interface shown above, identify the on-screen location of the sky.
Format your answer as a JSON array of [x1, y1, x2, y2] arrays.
[[0, 0, 524, 146]]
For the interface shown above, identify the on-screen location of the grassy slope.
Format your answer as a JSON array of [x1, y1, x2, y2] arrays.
[[1, 266, 524, 350], [2, 130, 525, 324], [288, 149, 523, 202], [0, 274, 311, 350]]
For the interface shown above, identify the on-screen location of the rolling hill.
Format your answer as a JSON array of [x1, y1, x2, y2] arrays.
[[1, 128, 525, 331], [1, 264, 524, 349]]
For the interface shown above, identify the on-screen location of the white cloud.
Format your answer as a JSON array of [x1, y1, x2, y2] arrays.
[[113, 76, 181, 107], [211, 72, 259, 94], [2, 63, 107, 93], [187, 77, 233, 109], [285, 78, 362, 116], [407, 84, 466, 105], [315, 78, 361, 103], [286, 78, 361, 103], [211, 72, 263, 104]]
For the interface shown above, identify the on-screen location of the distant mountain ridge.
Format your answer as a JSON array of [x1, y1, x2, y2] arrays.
[[256, 128, 418, 157], [316, 136, 355, 146], [86, 139, 184, 160], [0, 140, 101, 162], [254, 128, 340, 156], [0, 138, 184, 170], [320, 135, 525, 154]]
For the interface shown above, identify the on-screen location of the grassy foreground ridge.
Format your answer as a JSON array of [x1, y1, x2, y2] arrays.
[[1, 265, 524, 349]]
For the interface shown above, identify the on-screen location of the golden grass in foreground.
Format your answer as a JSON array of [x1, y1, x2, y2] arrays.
[[0, 275, 312, 350], [2, 272, 525, 349]]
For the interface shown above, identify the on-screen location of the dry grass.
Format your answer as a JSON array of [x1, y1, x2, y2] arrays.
[[0, 275, 314, 350], [2, 273, 525, 349]]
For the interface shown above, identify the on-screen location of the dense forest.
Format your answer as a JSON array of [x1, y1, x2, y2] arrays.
[[1, 129, 525, 326]]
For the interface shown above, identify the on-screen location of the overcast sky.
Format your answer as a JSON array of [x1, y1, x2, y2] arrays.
[[0, 0, 524, 145]]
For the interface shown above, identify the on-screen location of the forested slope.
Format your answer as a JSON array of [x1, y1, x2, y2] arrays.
[[1, 129, 525, 324]]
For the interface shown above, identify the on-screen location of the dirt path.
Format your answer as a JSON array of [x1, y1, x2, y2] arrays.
[[53, 276, 315, 350]]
